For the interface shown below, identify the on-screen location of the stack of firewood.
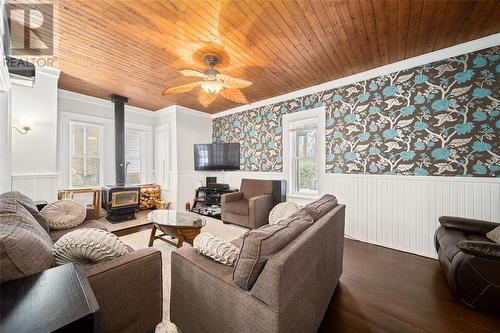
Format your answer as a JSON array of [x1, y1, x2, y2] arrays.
[[139, 184, 161, 210]]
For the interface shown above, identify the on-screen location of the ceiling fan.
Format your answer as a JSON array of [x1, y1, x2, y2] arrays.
[[162, 53, 252, 107]]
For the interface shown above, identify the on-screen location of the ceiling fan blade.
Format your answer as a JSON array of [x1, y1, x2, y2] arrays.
[[217, 74, 252, 89], [162, 81, 202, 95], [220, 89, 249, 104], [198, 90, 217, 108], [180, 69, 210, 79]]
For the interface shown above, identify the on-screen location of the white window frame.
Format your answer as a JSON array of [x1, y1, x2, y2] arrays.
[[125, 127, 147, 184], [282, 107, 325, 199], [69, 120, 104, 188]]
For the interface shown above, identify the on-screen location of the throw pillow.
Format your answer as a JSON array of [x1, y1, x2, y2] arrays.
[[302, 194, 338, 221], [0, 191, 50, 232], [0, 198, 54, 283], [233, 210, 314, 290], [486, 225, 500, 243], [52, 228, 132, 266], [193, 232, 240, 266], [42, 199, 87, 230], [268, 202, 299, 225]]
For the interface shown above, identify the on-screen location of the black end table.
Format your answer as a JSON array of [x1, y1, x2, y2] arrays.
[[0, 263, 100, 333]]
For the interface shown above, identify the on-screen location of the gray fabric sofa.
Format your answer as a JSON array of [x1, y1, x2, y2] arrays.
[[0, 192, 163, 333], [171, 195, 345, 333]]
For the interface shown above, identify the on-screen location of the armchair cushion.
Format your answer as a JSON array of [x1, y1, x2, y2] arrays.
[[240, 179, 273, 200], [221, 191, 243, 204], [486, 226, 500, 243], [223, 199, 249, 216], [438, 216, 499, 235], [458, 240, 500, 260]]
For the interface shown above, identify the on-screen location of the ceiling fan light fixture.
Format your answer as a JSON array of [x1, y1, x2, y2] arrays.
[[201, 80, 223, 94]]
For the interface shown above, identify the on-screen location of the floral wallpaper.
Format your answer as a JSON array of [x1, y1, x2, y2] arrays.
[[213, 47, 500, 177]]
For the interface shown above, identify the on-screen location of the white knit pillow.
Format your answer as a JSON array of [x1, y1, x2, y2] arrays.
[[53, 228, 132, 266], [42, 199, 87, 230], [193, 232, 240, 266], [268, 202, 299, 225], [486, 226, 500, 243]]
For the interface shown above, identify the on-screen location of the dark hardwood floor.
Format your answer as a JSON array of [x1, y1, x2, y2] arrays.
[[319, 239, 500, 333]]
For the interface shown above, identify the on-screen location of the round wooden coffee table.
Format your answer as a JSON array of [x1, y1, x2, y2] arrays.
[[147, 210, 205, 248]]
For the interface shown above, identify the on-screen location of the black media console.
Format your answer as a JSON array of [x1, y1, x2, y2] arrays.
[[191, 186, 238, 218]]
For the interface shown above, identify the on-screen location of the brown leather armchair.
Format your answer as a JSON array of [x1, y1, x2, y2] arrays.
[[221, 179, 274, 228], [435, 216, 500, 313]]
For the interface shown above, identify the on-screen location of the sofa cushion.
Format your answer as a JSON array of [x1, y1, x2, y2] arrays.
[[233, 210, 314, 290], [223, 199, 249, 216], [240, 179, 273, 200], [486, 226, 500, 243], [436, 227, 491, 262], [52, 228, 132, 266], [0, 191, 50, 233], [0, 198, 54, 283], [42, 199, 87, 230], [458, 240, 500, 260], [193, 232, 240, 266], [301, 194, 338, 221], [49, 219, 108, 242]]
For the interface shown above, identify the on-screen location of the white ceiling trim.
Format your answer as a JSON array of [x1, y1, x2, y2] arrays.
[[213, 33, 500, 119]]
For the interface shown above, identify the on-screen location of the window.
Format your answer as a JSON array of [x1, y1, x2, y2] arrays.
[[125, 128, 145, 184], [283, 107, 325, 197], [70, 122, 102, 188], [291, 118, 318, 194]]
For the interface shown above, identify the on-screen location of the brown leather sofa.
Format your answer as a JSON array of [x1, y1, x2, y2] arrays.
[[221, 179, 274, 228], [434, 216, 500, 313]]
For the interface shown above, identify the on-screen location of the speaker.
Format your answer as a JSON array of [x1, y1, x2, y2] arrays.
[[272, 180, 286, 206], [206, 177, 217, 185]]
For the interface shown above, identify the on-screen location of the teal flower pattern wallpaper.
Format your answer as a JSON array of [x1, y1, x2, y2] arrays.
[[213, 47, 499, 177]]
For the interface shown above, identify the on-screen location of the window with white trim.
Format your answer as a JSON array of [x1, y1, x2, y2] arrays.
[[70, 122, 102, 188], [290, 117, 319, 195], [125, 128, 146, 184]]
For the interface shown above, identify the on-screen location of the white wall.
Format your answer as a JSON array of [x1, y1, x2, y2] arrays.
[[0, 91, 11, 193], [10, 67, 60, 201], [58, 90, 155, 189], [153, 105, 212, 210]]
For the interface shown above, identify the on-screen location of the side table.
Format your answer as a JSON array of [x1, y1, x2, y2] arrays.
[[0, 263, 100, 333]]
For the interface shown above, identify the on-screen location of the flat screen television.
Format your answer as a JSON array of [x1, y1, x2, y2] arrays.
[[194, 143, 240, 171]]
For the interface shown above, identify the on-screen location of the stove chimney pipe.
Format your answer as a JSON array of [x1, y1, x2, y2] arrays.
[[110, 94, 129, 186]]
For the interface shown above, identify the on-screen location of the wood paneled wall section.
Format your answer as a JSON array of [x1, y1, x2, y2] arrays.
[[40, 0, 500, 112]]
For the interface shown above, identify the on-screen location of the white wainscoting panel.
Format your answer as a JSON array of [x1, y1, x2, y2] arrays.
[[11, 174, 59, 202], [324, 174, 499, 258], [204, 171, 499, 259]]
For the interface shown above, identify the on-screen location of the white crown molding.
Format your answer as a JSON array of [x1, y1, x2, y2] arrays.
[[154, 105, 211, 118], [213, 33, 500, 118], [37, 66, 61, 78], [58, 89, 156, 117]]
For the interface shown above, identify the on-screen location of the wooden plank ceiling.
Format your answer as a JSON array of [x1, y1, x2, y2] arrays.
[[52, 0, 500, 113]]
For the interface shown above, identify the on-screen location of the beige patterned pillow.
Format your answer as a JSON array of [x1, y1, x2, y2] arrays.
[[193, 232, 240, 266], [486, 226, 500, 243], [42, 199, 86, 230], [52, 228, 132, 266], [269, 202, 299, 225]]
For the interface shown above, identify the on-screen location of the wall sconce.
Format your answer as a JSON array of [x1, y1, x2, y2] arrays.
[[12, 117, 34, 135]]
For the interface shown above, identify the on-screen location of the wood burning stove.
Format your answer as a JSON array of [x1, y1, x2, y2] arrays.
[[102, 185, 140, 222], [101, 94, 140, 222]]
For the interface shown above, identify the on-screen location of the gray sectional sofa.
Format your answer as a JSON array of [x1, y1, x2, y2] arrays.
[[171, 194, 345, 333]]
